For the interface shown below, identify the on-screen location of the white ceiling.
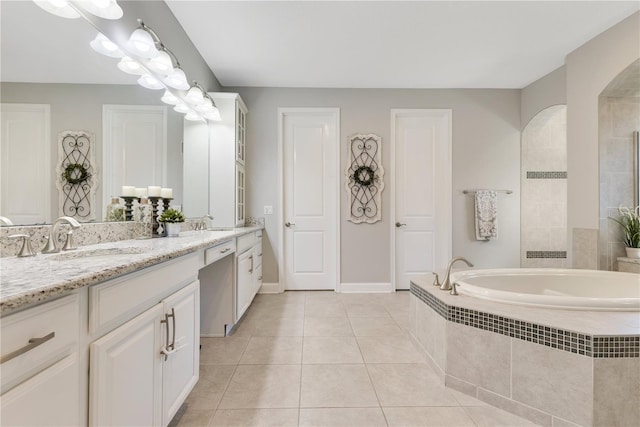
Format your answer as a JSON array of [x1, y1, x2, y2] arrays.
[[166, 0, 640, 89], [1, 1, 638, 89]]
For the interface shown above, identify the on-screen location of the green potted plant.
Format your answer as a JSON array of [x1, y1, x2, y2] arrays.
[[158, 208, 185, 237], [610, 205, 640, 258]]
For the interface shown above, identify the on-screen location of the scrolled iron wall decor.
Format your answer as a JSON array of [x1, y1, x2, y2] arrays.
[[345, 134, 384, 223], [56, 130, 98, 221]]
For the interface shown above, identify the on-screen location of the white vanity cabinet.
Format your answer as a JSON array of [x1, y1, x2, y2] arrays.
[[208, 92, 248, 228], [88, 254, 201, 427], [235, 230, 263, 321], [0, 294, 81, 426]]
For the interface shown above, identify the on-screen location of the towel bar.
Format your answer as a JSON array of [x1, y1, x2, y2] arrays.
[[463, 189, 512, 195]]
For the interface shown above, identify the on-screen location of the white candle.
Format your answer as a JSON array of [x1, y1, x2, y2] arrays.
[[148, 186, 161, 197], [160, 188, 173, 198], [135, 187, 148, 198], [121, 186, 136, 197]]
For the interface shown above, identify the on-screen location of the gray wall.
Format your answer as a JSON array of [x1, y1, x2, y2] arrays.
[[230, 87, 521, 284], [521, 66, 567, 129], [565, 11, 640, 266]]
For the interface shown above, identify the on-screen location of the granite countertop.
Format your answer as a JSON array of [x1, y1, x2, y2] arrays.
[[411, 276, 640, 337], [0, 227, 262, 316]]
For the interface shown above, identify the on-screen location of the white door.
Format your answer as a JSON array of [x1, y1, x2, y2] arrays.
[[103, 105, 167, 208], [0, 104, 51, 224], [392, 110, 452, 290], [89, 303, 163, 427], [281, 109, 339, 290], [162, 281, 199, 426]]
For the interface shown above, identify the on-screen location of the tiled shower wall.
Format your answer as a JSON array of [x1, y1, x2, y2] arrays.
[[598, 96, 640, 270], [521, 106, 568, 267]]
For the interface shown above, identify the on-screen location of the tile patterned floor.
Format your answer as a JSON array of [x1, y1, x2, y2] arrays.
[[169, 291, 539, 427]]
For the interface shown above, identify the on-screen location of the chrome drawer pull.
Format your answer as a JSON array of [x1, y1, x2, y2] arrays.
[[220, 248, 231, 254], [0, 332, 55, 364]]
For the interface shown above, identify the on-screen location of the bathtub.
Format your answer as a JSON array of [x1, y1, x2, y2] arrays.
[[450, 268, 640, 311]]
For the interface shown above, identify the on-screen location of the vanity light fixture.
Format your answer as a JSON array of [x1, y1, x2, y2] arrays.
[[173, 102, 192, 114], [116, 56, 146, 75], [161, 90, 180, 105], [137, 74, 165, 90], [90, 32, 124, 58], [33, 0, 123, 20]]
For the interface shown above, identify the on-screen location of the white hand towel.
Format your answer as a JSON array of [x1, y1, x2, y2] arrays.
[[475, 190, 498, 240]]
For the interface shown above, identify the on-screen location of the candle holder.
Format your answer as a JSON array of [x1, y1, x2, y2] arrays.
[[162, 197, 173, 213], [149, 197, 162, 237], [121, 196, 139, 221]]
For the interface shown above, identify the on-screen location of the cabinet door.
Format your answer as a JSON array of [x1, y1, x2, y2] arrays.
[[162, 281, 200, 427], [235, 102, 246, 164], [0, 353, 80, 427], [90, 304, 163, 427], [236, 249, 254, 320], [235, 163, 245, 226]]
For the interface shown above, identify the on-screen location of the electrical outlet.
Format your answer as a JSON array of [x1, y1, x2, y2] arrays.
[[264, 205, 273, 215]]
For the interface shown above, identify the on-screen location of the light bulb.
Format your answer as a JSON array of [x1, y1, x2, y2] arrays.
[[161, 90, 179, 105], [185, 86, 206, 106], [163, 68, 190, 90], [195, 98, 214, 113], [137, 74, 165, 90], [117, 56, 146, 75], [173, 103, 191, 114], [146, 50, 173, 75], [90, 33, 124, 58], [126, 29, 158, 59], [185, 111, 204, 121], [81, 0, 123, 19], [33, 0, 81, 19]]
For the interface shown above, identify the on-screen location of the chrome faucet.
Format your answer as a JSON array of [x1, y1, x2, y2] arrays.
[[195, 214, 213, 231], [42, 216, 81, 254], [0, 216, 13, 226], [440, 256, 474, 291]]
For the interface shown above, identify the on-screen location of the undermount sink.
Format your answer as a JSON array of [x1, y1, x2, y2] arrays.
[[48, 247, 149, 261]]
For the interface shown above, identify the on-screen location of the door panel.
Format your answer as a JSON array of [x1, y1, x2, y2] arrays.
[[0, 104, 51, 224], [103, 105, 166, 209], [394, 110, 451, 290], [283, 110, 338, 290]]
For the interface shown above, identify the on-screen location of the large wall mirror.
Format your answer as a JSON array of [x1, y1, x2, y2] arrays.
[[0, 1, 208, 225]]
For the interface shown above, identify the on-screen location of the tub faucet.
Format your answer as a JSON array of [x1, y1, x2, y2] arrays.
[[0, 216, 13, 226], [42, 216, 81, 254], [440, 256, 474, 291]]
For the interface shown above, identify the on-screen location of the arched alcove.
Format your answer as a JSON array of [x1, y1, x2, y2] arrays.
[[598, 58, 640, 271], [521, 105, 567, 267]]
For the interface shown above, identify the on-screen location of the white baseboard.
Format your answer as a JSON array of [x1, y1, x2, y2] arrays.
[[339, 282, 393, 293], [258, 282, 281, 294]]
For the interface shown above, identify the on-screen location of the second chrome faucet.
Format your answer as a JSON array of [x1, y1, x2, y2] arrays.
[[440, 256, 474, 292]]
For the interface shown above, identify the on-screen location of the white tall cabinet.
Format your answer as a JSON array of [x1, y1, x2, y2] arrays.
[[209, 92, 248, 228]]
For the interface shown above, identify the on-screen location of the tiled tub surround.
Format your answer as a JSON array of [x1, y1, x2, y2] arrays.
[[0, 226, 262, 315], [521, 105, 568, 269], [618, 257, 640, 274], [409, 277, 640, 427]]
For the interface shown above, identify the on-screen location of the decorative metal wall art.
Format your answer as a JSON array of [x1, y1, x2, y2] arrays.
[[345, 134, 384, 223], [56, 130, 98, 221]]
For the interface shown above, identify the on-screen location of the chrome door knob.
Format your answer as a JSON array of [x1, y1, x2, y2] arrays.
[[395, 222, 407, 228], [285, 222, 295, 228]]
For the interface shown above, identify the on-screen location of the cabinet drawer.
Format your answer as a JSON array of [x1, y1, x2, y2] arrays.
[[205, 240, 235, 266], [1, 294, 79, 393], [237, 232, 255, 254], [89, 253, 200, 336]]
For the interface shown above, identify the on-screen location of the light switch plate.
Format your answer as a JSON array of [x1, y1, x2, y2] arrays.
[[264, 205, 273, 215]]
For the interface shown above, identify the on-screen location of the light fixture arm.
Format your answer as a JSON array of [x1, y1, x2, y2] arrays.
[[190, 81, 217, 108], [138, 19, 162, 45], [160, 45, 182, 69]]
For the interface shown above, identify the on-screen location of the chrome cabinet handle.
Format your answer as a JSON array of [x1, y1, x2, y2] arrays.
[[249, 255, 254, 273], [220, 248, 231, 254], [395, 222, 407, 228], [285, 222, 295, 228], [160, 308, 176, 361], [1, 332, 55, 364]]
